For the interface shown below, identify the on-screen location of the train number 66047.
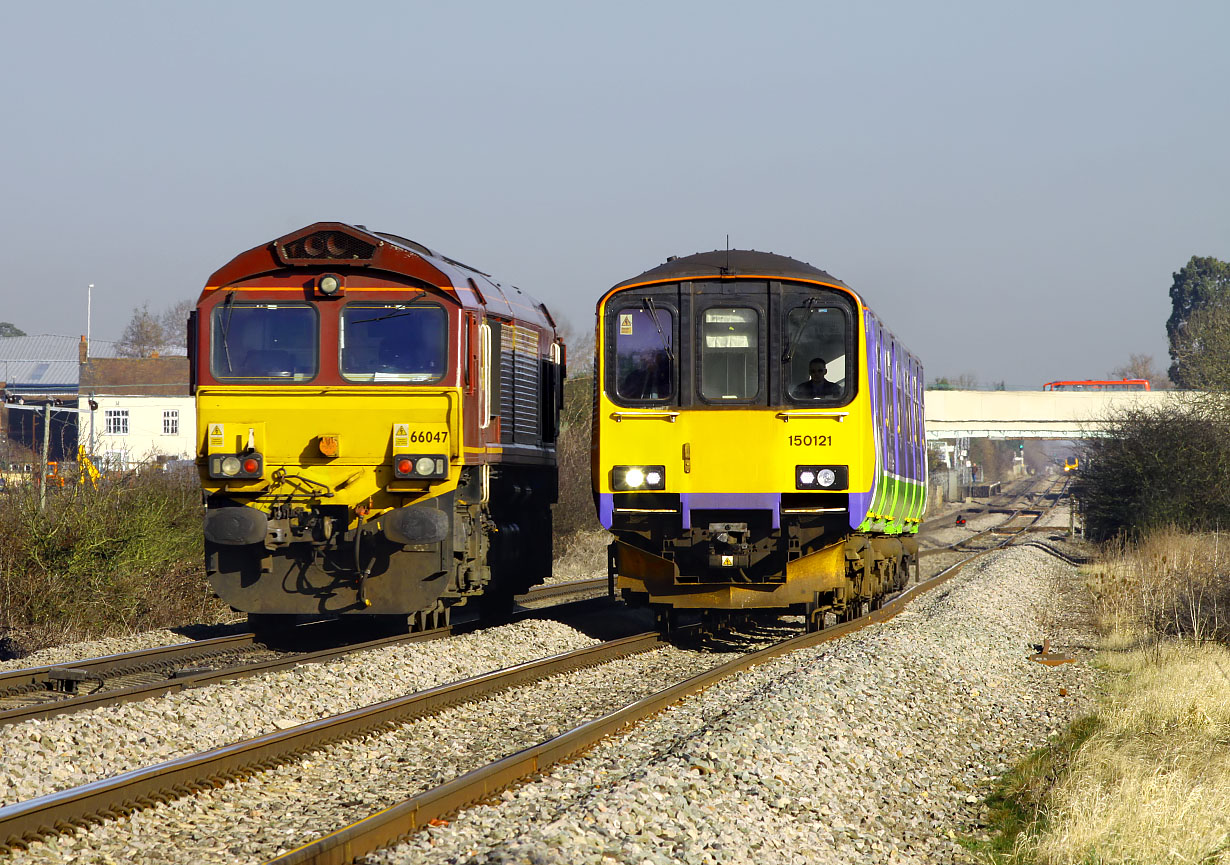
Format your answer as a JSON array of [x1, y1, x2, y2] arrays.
[[787, 434, 832, 447]]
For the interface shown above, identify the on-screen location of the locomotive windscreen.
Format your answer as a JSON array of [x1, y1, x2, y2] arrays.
[[340, 302, 448, 383], [211, 302, 318, 380]]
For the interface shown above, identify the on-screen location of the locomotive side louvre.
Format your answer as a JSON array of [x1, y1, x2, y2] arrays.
[[194, 223, 562, 628], [593, 250, 926, 628]]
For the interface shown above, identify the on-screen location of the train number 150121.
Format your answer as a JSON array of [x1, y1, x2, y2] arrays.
[[787, 434, 832, 447]]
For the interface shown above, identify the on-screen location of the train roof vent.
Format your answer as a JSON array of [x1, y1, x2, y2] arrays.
[[275, 226, 378, 266]]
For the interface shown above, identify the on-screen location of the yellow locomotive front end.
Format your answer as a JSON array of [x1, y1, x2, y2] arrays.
[[199, 385, 465, 619], [195, 223, 562, 631]]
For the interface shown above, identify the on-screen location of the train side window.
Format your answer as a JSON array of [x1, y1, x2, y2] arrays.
[[784, 306, 849, 403], [612, 308, 674, 402], [699, 307, 760, 401]]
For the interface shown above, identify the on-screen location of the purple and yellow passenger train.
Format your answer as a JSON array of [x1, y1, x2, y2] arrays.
[[593, 250, 926, 632]]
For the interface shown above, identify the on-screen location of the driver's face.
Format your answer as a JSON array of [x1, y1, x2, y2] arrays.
[[809, 363, 826, 380]]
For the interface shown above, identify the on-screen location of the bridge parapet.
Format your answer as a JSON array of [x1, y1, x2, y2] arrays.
[[924, 390, 1193, 439]]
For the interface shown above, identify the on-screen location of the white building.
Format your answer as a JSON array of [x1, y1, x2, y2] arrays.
[[78, 395, 196, 470]]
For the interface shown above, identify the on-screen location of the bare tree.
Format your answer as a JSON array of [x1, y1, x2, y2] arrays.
[[553, 313, 595, 376], [1108, 353, 1173, 390], [117, 299, 195, 357], [158, 299, 195, 349], [116, 303, 167, 358]]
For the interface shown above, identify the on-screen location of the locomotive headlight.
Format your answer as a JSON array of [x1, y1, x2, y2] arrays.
[[318, 275, 340, 295], [796, 465, 848, 490], [220, 456, 242, 477], [392, 453, 448, 480], [612, 465, 666, 491]]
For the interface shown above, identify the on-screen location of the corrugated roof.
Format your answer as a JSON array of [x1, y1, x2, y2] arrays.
[[0, 334, 188, 390], [0, 334, 119, 361]]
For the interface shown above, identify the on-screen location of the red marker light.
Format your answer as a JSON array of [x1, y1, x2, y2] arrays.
[[243, 458, 259, 474], [397, 458, 413, 474]]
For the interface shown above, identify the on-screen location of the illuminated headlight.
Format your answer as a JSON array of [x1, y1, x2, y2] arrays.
[[209, 453, 264, 480], [392, 453, 448, 480], [613, 465, 666, 491], [796, 465, 848, 490]]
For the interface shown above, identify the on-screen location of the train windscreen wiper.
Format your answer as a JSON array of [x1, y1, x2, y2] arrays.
[[642, 297, 675, 368], [353, 292, 428, 323], [219, 291, 237, 373], [781, 298, 821, 364]]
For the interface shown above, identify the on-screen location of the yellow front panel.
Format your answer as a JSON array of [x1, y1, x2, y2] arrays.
[[197, 386, 463, 502], [596, 392, 876, 495]]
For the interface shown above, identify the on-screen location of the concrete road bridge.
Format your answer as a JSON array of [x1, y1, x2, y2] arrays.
[[923, 389, 1189, 440]]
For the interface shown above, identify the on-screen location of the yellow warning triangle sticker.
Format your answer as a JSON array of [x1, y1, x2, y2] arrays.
[[394, 424, 409, 437], [209, 424, 223, 437]]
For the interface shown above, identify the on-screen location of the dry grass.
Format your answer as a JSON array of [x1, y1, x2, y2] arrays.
[[983, 530, 1230, 864], [0, 470, 229, 657], [1088, 527, 1230, 648], [550, 529, 610, 583], [1026, 641, 1230, 864]]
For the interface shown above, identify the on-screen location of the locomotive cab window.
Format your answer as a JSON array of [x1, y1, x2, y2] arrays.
[[784, 305, 850, 403], [340, 302, 448, 383], [699, 307, 760, 401], [211, 303, 317, 381], [611, 307, 675, 402]]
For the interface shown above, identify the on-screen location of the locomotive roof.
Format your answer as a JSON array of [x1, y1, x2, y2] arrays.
[[203, 222, 555, 331], [613, 249, 849, 289]]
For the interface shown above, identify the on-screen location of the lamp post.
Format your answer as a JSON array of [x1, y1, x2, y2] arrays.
[[86, 284, 93, 356]]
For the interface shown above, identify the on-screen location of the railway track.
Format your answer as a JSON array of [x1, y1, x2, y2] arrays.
[[269, 493, 1080, 865], [0, 578, 608, 727], [0, 484, 1083, 861]]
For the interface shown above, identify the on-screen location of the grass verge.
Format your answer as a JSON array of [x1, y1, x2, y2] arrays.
[[964, 531, 1230, 864]]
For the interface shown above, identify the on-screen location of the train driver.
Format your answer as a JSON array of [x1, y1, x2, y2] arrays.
[[791, 357, 841, 399]]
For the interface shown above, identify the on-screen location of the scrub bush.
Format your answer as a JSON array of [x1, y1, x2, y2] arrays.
[[1071, 394, 1230, 542], [0, 468, 226, 656]]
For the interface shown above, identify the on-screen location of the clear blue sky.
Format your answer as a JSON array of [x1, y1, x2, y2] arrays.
[[2, 1, 1227, 387]]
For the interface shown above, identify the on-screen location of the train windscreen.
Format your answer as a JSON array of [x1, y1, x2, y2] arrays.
[[211, 303, 318, 380], [784, 305, 849, 402], [340, 303, 448, 383]]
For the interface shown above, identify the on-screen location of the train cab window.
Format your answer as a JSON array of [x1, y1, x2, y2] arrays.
[[699, 307, 759, 401], [211, 303, 317, 380], [612, 308, 675, 401], [340, 303, 448, 383], [784, 305, 849, 402]]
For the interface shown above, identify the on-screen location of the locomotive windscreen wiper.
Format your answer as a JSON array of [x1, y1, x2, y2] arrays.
[[353, 292, 428, 323], [642, 297, 675, 367], [220, 291, 237, 373]]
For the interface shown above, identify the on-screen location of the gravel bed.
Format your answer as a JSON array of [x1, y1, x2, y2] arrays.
[[0, 618, 604, 808], [354, 545, 1099, 865], [0, 631, 200, 674], [3, 643, 747, 864]]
